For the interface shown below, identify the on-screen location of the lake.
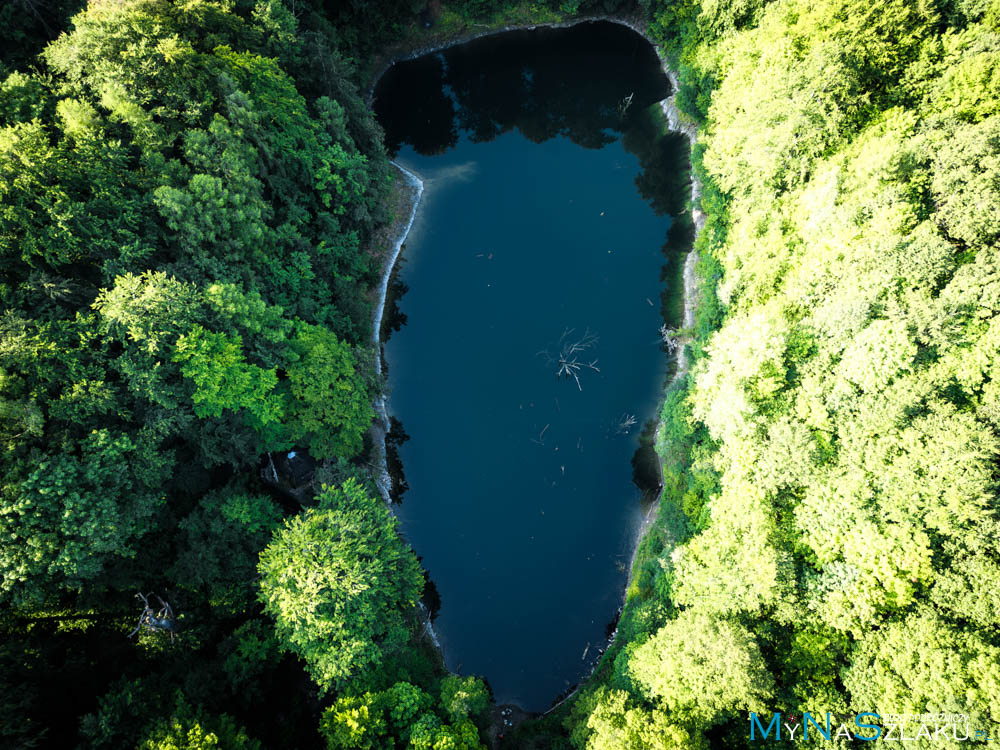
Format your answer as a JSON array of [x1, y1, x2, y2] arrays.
[[374, 20, 691, 711]]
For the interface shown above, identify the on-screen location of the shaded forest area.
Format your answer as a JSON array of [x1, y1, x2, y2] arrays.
[[4, 0, 1000, 748], [0, 0, 500, 747]]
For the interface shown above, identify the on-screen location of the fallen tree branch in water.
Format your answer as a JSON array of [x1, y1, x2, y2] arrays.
[[538, 328, 600, 391]]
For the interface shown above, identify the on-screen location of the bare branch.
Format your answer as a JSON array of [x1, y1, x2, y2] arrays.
[[128, 592, 180, 640], [660, 324, 685, 354], [615, 413, 637, 435], [540, 327, 601, 391], [618, 92, 634, 118]]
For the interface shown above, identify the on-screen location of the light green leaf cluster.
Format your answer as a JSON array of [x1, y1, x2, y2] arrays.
[[629, 610, 774, 723], [138, 696, 261, 750], [580, 688, 706, 750], [583, 0, 1000, 742], [174, 325, 280, 423], [257, 479, 424, 693], [319, 679, 488, 750]]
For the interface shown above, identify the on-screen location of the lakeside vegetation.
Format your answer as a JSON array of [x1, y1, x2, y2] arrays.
[[533, 0, 1000, 747], [3, 0, 1000, 748]]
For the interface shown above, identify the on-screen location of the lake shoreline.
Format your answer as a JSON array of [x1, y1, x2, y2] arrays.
[[364, 14, 703, 735], [370, 161, 423, 506]]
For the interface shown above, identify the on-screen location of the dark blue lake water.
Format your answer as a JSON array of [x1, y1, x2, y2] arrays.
[[374, 21, 691, 710]]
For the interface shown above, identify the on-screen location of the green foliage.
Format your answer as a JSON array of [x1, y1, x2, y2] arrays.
[[0, 428, 169, 604], [10, 0, 1000, 746], [628, 610, 774, 723], [81, 676, 172, 749], [320, 692, 390, 750], [4, 0, 388, 335], [573, 687, 706, 750], [139, 696, 262, 750], [843, 611, 1000, 726], [836, 318, 917, 392], [697, 0, 769, 37], [257, 479, 424, 693], [174, 326, 281, 423], [318, 680, 489, 750], [930, 548, 1000, 628], [1, 0, 389, 608], [930, 114, 1000, 247], [218, 620, 283, 701], [171, 487, 282, 610], [386, 681, 435, 735], [922, 28, 1000, 122], [0, 0, 431, 747], [284, 323, 374, 459], [782, 626, 850, 706], [407, 713, 484, 750], [439, 675, 490, 723], [569, 0, 1000, 744]]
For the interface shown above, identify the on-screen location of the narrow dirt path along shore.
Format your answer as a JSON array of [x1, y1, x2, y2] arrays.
[[370, 161, 423, 507]]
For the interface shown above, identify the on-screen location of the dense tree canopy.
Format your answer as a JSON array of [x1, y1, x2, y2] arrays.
[[319, 677, 489, 750], [6, 0, 1000, 747], [0, 0, 457, 747], [0, 0, 386, 607], [257, 480, 425, 693], [629, 611, 773, 723], [555, 0, 1000, 747]]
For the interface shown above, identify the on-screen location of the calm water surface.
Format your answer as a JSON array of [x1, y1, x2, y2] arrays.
[[374, 21, 691, 710]]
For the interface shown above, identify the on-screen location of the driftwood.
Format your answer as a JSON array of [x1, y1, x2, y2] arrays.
[[538, 328, 600, 391], [618, 92, 634, 118], [530, 423, 551, 446], [615, 413, 637, 435]]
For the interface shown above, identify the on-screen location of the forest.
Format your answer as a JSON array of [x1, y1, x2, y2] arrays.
[[2, 0, 999, 748], [547, 0, 1000, 747]]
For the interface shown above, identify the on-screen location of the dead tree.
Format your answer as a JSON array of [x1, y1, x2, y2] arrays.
[[538, 328, 600, 391], [616, 413, 637, 435], [128, 592, 180, 641], [618, 92, 634, 119], [660, 324, 683, 354]]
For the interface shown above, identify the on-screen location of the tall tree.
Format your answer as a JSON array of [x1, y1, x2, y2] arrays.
[[257, 480, 424, 693]]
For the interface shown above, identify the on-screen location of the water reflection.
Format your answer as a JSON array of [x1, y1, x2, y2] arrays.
[[377, 22, 670, 154]]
